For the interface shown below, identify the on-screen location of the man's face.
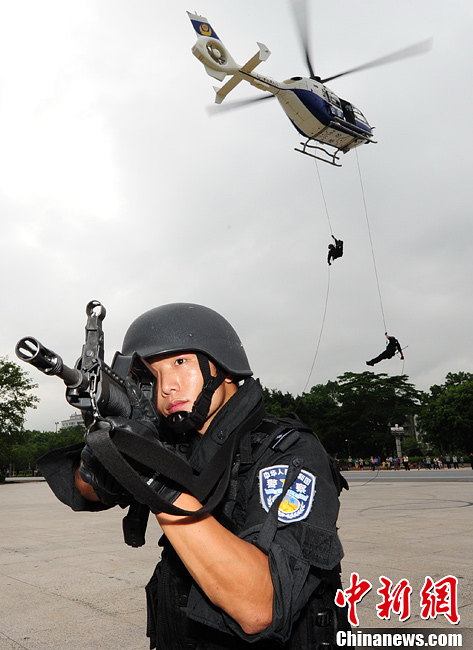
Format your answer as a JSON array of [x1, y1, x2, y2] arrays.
[[146, 352, 237, 434]]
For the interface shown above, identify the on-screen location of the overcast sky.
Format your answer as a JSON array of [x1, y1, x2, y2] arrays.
[[1, 0, 472, 431]]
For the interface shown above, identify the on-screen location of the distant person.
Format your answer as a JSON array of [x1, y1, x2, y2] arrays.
[[452, 455, 459, 469], [402, 455, 410, 471], [327, 235, 344, 265], [366, 333, 404, 366], [469, 452, 473, 470]]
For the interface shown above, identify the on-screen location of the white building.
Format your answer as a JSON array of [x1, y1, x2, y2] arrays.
[[60, 413, 84, 429]]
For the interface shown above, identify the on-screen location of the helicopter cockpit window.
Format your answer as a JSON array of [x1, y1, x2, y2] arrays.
[[353, 106, 369, 125], [327, 91, 342, 109]]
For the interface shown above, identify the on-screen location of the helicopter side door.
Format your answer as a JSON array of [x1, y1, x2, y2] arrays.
[[340, 99, 356, 125], [324, 89, 345, 120], [324, 88, 372, 134]]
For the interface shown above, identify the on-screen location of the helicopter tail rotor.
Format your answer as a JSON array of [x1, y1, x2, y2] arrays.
[[188, 12, 240, 81], [191, 35, 240, 81]]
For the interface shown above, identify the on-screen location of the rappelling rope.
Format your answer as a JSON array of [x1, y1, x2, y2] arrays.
[[314, 158, 334, 236], [301, 264, 331, 395], [355, 149, 387, 333], [355, 152, 405, 473], [296, 160, 334, 402]]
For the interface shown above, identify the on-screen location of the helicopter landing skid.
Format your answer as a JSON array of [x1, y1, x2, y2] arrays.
[[294, 139, 342, 167]]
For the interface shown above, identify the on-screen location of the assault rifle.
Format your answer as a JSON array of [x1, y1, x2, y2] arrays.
[[15, 300, 156, 548]]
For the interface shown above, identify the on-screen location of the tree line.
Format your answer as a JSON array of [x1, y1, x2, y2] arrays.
[[1, 357, 472, 475], [263, 371, 473, 459]]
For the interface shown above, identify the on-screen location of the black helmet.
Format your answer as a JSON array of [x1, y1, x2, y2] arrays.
[[122, 303, 252, 434], [122, 303, 252, 379]]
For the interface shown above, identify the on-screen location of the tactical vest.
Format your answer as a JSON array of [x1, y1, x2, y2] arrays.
[[145, 416, 351, 650]]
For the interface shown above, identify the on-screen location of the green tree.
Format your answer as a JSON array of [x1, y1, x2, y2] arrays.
[[53, 424, 85, 448], [420, 373, 473, 453], [264, 373, 423, 458], [326, 372, 423, 458], [293, 381, 341, 454], [0, 358, 39, 468], [11, 425, 86, 473], [262, 388, 297, 418]]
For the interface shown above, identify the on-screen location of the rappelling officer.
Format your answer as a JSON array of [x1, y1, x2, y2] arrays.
[[366, 332, 404, 366]]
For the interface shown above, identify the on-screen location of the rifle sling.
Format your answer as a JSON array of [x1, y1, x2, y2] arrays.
[[85, 402, 264, 516], [86, 428, 200, 515]]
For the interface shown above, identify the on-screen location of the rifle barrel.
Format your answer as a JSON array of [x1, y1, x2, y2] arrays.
[[15, 337, 86, 388]]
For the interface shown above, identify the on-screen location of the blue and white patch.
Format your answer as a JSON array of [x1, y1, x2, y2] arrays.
[[259, 465, 316, 523]]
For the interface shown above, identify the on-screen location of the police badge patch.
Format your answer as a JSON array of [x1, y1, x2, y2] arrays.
[[259, 465, 316, 523]]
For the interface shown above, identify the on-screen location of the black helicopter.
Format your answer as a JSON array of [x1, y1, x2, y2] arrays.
[[187, 2, 431, 166]]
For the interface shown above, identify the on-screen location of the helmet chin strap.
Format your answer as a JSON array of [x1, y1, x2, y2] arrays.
[[165, 354, 227, 435]]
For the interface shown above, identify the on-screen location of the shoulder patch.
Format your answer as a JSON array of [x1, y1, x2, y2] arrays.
[[259, 464, 316, 523]]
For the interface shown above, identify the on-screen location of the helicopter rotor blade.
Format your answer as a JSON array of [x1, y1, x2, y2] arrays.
[[290, 0, 317, 79], [321, 38, 433, 83], [206, 94, 276, 115]]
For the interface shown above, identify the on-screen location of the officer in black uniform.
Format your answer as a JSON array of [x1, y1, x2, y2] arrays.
[[366, 332, 404, 366], [327, 235, 344, 266], [38, 303, 351, 649]]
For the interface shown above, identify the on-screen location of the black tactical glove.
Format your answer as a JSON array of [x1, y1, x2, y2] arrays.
[[79, 375, 161, 507], [81, 375, 159, 430], [122, 376, 160, 425], [79, 443, 133, 507], [106, 415, 183, 513], [85, 415, 184, 514], [102, 413, 159, 443], [149, 479, 182, 515]]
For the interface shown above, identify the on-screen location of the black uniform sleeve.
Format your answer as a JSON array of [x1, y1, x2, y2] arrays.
[[37, 443, 111, 512], [186, 430, 346, 643]]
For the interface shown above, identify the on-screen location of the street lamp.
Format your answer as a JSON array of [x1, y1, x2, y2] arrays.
[[390, 425, 405, 458], [345, 439, 352, 469], [55, 421, 59, 433]]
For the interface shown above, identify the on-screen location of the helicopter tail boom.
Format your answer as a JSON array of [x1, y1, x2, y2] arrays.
[[214, 43, 271, 104]]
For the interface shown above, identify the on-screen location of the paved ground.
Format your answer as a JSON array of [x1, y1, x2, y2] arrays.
[[1, 470, 472, 649], [339, 469, 473, 636]]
